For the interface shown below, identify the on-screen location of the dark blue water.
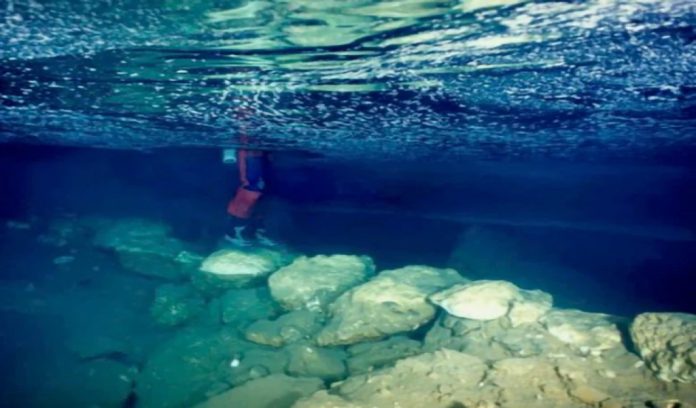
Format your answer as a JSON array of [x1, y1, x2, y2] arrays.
[[2, 144, 694, 315]]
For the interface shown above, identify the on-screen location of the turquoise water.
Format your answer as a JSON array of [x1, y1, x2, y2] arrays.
[[1, 0, 696, 407]]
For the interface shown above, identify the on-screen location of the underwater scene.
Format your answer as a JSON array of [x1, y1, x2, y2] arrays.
[[1, 0, 696, 407]]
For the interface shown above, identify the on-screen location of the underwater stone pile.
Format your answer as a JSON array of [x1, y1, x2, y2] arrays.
[[12, 216, 696, 408]]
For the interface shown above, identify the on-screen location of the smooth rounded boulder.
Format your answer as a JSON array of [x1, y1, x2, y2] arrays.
[[430, 280, 518, 321], [429, 280, 552, 325], [316, 266, 465, 346], [268, 254, 375, 311], [198, 248, 292, 287]]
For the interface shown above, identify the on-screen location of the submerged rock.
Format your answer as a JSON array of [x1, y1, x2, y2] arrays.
[[378, 265, 467, 293], [198, 248, 292, 287], [244, 310, 323, 347], [38, 215, 98, 247], [225, 348, 289, 387], [292, 391, 361, 408], [218, 287, 278, 325], [542, 309, 623, 356], [135, 328, 257, 408], [630, 312, 696, 383], [316, 265, 464, 346], [93, 218, 201, 280], [194, 374, 324, 408], [150, 283, 205, 327], [295, 346, 696, 408], [423, 313, 558, 360], [346, 335, 422, 374], [268, 255, 375, 311], [286, 343, 347, 381], [508, 287, 553, 327], [430, 280, 518, 320], [425, 306, 625, 363], [298, 350, 489, 408], [430, 280, 552, 325]]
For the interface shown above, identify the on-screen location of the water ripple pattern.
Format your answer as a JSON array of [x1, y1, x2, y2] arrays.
[[1, 0, 695, 160]]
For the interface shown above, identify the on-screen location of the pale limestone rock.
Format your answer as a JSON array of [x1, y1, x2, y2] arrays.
[[542, 309, 622, 356], [430, 280, 552, 324], [297, 350, 489, 408], [316, 266, 464, 346], [316, 274, 432, 345], [508, 288, 553, 327], [296, 347, 696, 408], [194, 374, 323, 408], [286, 343, 347, 380], [630, 312, 696, 383], [423, 313, 564, 360], [245, 310, 323, 347], [293, 391, 361, 408], [346, 336, 422, 374], [430, 280, 518, 320], [377, 265, 467, 293], [268, 255, 375, 311], [487, 357, 570, 405], [199, 248, 291, 285]]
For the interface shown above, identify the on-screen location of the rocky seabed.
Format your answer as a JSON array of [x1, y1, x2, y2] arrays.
[[2, 217, 695, 408]]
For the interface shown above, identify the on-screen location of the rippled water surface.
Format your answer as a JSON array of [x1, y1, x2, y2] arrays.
[[1, 0, 695, 159]]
